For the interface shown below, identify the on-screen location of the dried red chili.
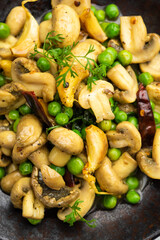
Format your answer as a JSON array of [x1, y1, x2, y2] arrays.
[[63, 169, 75, 187], [137, 83, 156, 147]]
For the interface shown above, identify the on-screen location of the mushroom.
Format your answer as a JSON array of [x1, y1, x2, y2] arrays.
[[140, 53, 160, 81], [0, 131, 16, 149], [52, 4, 80, 48], [0, 60, 12, 78], [31, 166, 80, 208], [57, 179, 95, 221], [28, 146, 50, 169], [6, 163, 18, 174], [51, 0, 91, 16], [107, 64, 138, 104], [80, 8, 107, 43], [0, 82, 26, 115], [107, 39, 123, 53], [146, 82, 160, 112], [12, 132, 47, 164], [0, 149, 11, 167], [0, 119, 10, 131], [106, 121, 142, 155], [39, 20, 52, 44], [0, 35, 17, 59], [6, 6, 26, 36], [136, 129, 160, 179], [16, 114, 42, 148], [47, 127, 84, 155], [40, 164, 65, 190], [57, 39, 105, 107], [78, 80, 115, 123], [11, 57, 56, 102], [95, 157, 128, 195], [117, 103, 137, 114], [11, 2, 40, 57], [120, 16, 160, 63], [1, 170, 23, 194], [48, 146, 71, 167]]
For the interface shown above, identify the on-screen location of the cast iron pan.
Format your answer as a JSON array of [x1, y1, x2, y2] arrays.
[[0, 1, 160, 239]]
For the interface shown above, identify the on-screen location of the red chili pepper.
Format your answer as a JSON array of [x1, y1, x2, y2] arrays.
[[63, 169, 75, 187], [137, 83, 156, 147]]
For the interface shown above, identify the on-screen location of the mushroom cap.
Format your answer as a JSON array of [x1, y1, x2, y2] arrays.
[[1, 170, 23, 194], [107, 121, 142, 154], [28, 146, 50, 169], [31, 167, 80, 208], [146, 82, 160, 112], [0, 131, 16, 149], [47, 127, 84, 155]]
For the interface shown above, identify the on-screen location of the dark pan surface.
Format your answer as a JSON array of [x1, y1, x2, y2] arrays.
[[0, 1, 160, 239]]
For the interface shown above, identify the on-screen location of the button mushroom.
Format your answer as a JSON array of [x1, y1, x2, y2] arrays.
[[39, 20, 52, 44], [136, 129, 160, 179], [28, 146, 50, 169], [52, 4, 80, 48], [47, 127, 84, 155], [31, 166, 80, 208], [120, 16, 160, 63], [0, 149, 11, 167], [0, 35, 17, 59], [106, 121, 142, 155], [140, 53, 160, 81], [107, 64, 138, 104], [78, 80, 114, 123], [1, 170, 23, 194], [11, 57, 56, 102], [48, 146, 71, 167], [146, 82, 160, 112], [0, 130, 16, 149], [57, 179, 95, 222]]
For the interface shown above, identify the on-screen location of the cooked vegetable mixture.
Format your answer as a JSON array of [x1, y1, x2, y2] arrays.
[[0, 0, 160, 227]]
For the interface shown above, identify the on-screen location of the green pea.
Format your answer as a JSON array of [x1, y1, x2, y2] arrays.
[[19, 104, 31, 115], [0, 22, 10, 39], [98, 120, 111, 132], [105, 47, 118, 61], [115, 110, 127, 123], [98, 50, 115, 66], [105, 23, 120, 39], [0, 167, 5, 179], [67, 157, 84, 175], [126, 176, 139, 190], [150, 100, 155, 110], [55, 113, 69, 126], [28, 218, 42, 225], [37, 57, 50, 72], [19, 161, 33, 175], [118, 50, 132, 66], [128, 116, 138, 128], [0, 74, 5, 87], [43, 12, 52, 21], [126, 190, 141, 204], [50, 164, 65, 176], [153, 111, 160, 124], [9, 110, 20, 120], [110, 121, 116, 130], [138, 72, 154, 86], [48, 101, 61, 116], [72, 129, 82, 138], [13, 118, 20, 132], [103, 195, 117, 209], [81, 127, 86, 140], [95, 9, 106, 21], [105, 4, 119, 20], [91, 5, 97, 15], [100, 22, 110, 31], [107, 148, 121, 161], [112, 61, 121, 68], [63, 106, 73, 119]]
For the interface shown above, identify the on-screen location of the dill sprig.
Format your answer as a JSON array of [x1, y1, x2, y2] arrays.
[[64, 199, 96, 228]]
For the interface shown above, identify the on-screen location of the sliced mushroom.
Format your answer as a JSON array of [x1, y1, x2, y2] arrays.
[[146, 82, 160, 112], [0, 82, 26, 115], [95, 157, 128, 195], [108, 39, 123, 52], [16, 114, 42, 148], [136, 129, 160, 179], [78, 80, 114, 123], [0, 150, 11, 167], [118, 103, 137, 114], [41, 164, 65, 190], [1, 170, 23, 194], [107, 64, 138, 104], [11, 57, 56, 102], [80, 8, 107, 43], [120, 16, 160, 63], [52, 4, 80, 48], [0, 131, 16, 149], [1, 147, 12, 157], [6, 6, 26, 36], [28, 146, 50, 169], [107, 121, 141, 155], [51, 0, 91, 15], [6, 163, 18, 174], [12, 132, 47, 164], [140, 53, 160, 81], [58, 179, 95, 221], [31, 167, 80, 208], [48, 127, 84, 155], [48, 146, 71, 167], [57, 39, 105, 107], [39, 20, 52, 44]]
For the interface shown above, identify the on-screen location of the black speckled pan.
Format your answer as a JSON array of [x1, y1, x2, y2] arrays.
[[0, 1, 160, 239]]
